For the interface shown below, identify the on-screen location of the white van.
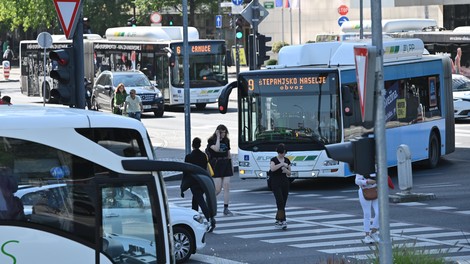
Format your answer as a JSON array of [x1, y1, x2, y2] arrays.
[[0, 105, 216, 264]]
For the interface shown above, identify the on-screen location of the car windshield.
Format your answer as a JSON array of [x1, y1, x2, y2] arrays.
[[114, 74, 151, 87], [452, 75, 470, 92]]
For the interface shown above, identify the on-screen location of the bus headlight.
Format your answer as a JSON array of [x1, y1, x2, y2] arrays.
[[323, 159, 339, 166]]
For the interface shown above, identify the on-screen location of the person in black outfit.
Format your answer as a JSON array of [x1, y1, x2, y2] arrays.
[[269, 143, 291, 230], [181, 137, 216, 232]]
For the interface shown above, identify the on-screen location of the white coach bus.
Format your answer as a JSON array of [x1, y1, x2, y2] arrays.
[[0, 105, 216, 264]]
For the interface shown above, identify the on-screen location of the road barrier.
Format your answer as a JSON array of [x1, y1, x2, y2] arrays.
[[2, 60, 10, 80]]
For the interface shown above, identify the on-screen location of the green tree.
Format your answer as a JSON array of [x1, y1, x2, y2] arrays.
[[0, 0, 56, 32]]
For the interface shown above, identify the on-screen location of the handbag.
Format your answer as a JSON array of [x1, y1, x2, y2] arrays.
[[362, 187, 378, 200], [266, 170, 272, 190], [206, 154, 214, 177]]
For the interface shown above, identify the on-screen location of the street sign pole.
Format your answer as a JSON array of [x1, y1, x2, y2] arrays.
[[183, 0, 191, 155], [252, 0, 260, 70], [73, 8, 85, 109], [371, 0, 392, 262]]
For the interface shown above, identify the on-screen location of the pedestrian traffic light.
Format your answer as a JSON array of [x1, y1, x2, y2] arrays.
[[235, 17, 244, 40], [324, 137, 376, 175], [257, 34, 272, 67], [49, 48, 75, 105], [168, 15, 174, 26]]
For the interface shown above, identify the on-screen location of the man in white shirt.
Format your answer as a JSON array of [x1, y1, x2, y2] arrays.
[[123, 89, 144, 121]]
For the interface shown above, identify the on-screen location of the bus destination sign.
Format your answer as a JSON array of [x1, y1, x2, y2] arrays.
[[245, 76, 328, 92]]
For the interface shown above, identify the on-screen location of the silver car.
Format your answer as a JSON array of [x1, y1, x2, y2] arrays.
[[92, 70, 165, 117]]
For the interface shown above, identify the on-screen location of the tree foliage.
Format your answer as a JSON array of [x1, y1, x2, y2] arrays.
[[0, 0, 219, 38]]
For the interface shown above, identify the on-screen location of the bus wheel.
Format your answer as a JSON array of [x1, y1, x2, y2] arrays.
[[195, 103, 206, 110], [173, 226, 194, 263], [426, 132, 440, 169]]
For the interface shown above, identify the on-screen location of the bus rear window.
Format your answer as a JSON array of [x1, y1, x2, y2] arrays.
[[75, 128, 148, 158]]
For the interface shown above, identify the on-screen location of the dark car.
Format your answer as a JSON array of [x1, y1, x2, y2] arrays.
[[92, 70, 164, 117]]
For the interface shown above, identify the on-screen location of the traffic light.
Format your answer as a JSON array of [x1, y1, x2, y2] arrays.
[[127, 17, 137, 27], [247, 33, 257, 70], [257, 34, 272, 67], [324, 137, 376, 175], [49, 48, 75, 105], [235, 17, 244, 40], [168, 15, 174, 26]]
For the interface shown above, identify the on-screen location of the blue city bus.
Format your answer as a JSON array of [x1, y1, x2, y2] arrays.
[[219, 39, 455, 181]]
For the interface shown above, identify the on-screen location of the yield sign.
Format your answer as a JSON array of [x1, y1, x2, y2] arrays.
[[354, 45, 376, 123], [53, 0, 82, 39]]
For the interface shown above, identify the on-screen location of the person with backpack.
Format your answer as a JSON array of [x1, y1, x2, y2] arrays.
[[2, 45, 14, 64], [181, 137, 216, 232]]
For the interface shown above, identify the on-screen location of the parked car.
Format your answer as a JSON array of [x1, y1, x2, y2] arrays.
[[15, 184, 208, 263], [92, 70, 164, 117], [452, 74, 470, 119]]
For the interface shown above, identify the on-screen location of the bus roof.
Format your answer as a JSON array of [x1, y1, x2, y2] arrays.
[[275, 38, 425, 67], [105, 26, 200, 42], [340, 18, 438, 33]]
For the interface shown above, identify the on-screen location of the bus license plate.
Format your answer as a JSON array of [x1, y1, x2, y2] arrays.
[[196, 99, 210, 103]]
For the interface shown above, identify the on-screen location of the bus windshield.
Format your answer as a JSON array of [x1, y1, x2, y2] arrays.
[[238, 71, 341, 151], [171, 41, 227, 88]]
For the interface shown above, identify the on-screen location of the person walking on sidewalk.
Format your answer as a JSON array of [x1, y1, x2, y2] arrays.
[[207, 124, 234, 216], [269, 143, 291, 230], [182, 137, 216, 232]]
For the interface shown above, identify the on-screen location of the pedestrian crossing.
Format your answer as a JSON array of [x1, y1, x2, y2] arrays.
[[169, 197, 470, 262]]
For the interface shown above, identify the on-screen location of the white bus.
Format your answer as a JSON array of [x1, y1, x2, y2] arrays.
[[218, 38, 455, 181], [19, 26, 231, 109], [0, 105, 216, 264]]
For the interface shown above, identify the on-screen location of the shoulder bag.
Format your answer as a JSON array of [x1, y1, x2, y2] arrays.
[[362, 187, 378, 200], [205, 154, 214, 177]]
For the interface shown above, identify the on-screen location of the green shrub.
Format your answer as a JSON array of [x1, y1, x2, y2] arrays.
[[272, 41, 290, 54], [368, 239, 449, 264], [266, 59, 277, 65]]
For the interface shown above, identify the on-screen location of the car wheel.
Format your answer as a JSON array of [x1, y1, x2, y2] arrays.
[[195, 103, 206, 110], [154, 110, 164, 117], [426, 132, 440, 169], [173, 226, 194, 263]]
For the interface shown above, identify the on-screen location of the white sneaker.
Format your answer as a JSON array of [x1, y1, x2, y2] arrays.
[[274, 221, 283, 229], [281, 221, 287, 230], [363, 235, 375, 244], [370, 232, 380, 242]]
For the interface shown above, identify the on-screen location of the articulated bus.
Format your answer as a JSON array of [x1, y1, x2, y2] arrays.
[[0, 105, 216, 264], [20, 26, 230, 109], [218, 38, 455, 181]]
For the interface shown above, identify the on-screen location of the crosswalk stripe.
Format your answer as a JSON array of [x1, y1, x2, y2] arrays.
[[213, 223, 312, 234]]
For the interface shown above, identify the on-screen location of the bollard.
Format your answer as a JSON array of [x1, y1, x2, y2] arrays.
[[397, 144, 412, 194], [2, 60, 10, 80]]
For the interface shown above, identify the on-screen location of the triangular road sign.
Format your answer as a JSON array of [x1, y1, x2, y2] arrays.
[[53, 0, 82, 39], [354, 45, 376, 123], [354, 47, 368, 122]]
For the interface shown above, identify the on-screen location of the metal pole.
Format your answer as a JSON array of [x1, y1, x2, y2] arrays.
[[218, 0, 221, 38], [289, 7, 293, 44], [298, 0, 301, 44], [252, 0, 260, 70], [360, 0, 363, 39], [43, 47, 47, 107], [183, 0, 191, 155], [371, 0, 392, 262], [74, 10, 85, 109]]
